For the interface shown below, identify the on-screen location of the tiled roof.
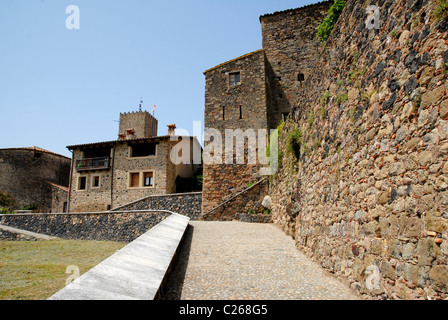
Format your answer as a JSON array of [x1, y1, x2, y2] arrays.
[[203, 49, 265, 74], [67, 135, 201, 150], [46, 181, 69, 193]]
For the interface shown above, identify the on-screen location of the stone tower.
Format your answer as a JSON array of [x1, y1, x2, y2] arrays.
[[118, 110, 158, 140], [201, 1, 332, 214]]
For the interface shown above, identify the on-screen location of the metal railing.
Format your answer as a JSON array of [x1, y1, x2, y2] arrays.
[[75, 157, 110, 171]]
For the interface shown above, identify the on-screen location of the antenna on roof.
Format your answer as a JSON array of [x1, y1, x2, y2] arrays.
[[139, 97, 143, 112]]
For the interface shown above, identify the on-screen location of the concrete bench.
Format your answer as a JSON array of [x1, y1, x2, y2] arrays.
[[48, 212, 190, 300]]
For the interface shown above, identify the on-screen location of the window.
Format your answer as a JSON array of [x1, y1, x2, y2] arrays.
[[130, 143, 157, 158], [92, 175, 100, 188], [130, 172, 140, 188], [239, 106, 243, 120], [229, 72, 241, 86], [222, 106, 226, 120], [129, 171, 155, 188], [143, 172, 154, 187], [78, 176, 87, 190]]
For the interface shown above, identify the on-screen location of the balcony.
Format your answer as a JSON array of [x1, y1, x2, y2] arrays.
[[75, 157, 110, 171]]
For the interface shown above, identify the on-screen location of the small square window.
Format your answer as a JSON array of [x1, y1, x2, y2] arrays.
[[92, 176, 100, 188], [130, 172, 140, 188], [78, 176, 87, 190], [143, 172, 154, 187], [229, 72, 241, 86]]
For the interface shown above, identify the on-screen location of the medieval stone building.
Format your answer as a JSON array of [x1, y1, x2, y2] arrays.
[[67, 110, 202, 213], [202, 1, 332, 214], [0, 147, 71, 213]]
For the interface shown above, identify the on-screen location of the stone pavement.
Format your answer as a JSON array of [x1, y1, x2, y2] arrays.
[[163, 221, 363, 300]]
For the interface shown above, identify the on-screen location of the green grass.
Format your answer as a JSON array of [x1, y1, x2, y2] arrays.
[[0, 239, 126, 300], [433, 0, 448, 22]]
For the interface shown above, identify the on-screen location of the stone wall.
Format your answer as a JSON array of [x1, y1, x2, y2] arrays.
[[260, 1, 333, 126], [112, 192, 202, 220], [0, 228, 40, 241], [270, 0, 448, 300], [202, 179, 269, 221], [202, 50, 271, 214], [0, 148, 71, 213], [118, 110, 158, 139], [0, 211, 172, 242]]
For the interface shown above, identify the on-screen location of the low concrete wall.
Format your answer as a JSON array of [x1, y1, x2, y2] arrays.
[[0, 210, 172, 243], [112, 192, 202, 220], [48, 213, 191, 300]]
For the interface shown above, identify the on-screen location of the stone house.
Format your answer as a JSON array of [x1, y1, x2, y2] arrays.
[[202, 1, 332, 214], [67, 110, 202, 212], [0, 146, 71, 213]]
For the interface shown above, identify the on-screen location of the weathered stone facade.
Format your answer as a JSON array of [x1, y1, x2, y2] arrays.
[[0, 147, 71, 213], [68, 136, 201, 212], [203, 50, 271, 213], [118, 110, 158, 139], [269, 0, 448, 300], [112, 192, 202, 220], [202, 178, 269, 221], [260, 1, 332, 125], [67, 111, 201, 213], [202, 2, 331, 216], [0, 211, 172, 242]]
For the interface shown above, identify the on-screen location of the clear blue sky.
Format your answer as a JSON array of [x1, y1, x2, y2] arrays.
[[0, 0, 320, 158]]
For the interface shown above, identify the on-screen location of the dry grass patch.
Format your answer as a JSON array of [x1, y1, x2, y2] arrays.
[[0, 239, 126, 300]]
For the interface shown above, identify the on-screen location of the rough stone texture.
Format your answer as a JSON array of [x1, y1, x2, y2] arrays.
[[202, 2, 332, 218], [202, 178, 270, 221], [0, 147, 70, 213], [118, 110, 158, 140], [0, 211, 171, 242], [260, 1, 332, 126], [112, 192, 202, 220], [163, 221, 361, 300], [0, 228, 40, 241], [202, 50, 271, 214], [269, 0, 448, 300]]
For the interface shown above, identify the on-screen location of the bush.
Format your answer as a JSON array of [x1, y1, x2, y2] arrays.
[[22, 204, 39, 211], [0, 191, 15, 208], [0, 207, 13, 214], [286, 128, 302, 161], [433, 0, 448, 22], [316, 0, 346, 43]]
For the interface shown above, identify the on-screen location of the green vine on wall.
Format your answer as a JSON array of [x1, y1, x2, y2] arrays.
[[286, 128, 302, 162], [316, 0, 346, 43]]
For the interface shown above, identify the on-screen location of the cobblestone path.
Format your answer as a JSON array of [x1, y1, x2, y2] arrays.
[[163, 221, 362, 300]]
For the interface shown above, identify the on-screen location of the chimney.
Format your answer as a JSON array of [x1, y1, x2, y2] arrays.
[[167, 124, 176, 136], [126, 129, 136, 140]]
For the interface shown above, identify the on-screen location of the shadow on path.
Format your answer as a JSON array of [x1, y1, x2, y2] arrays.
[[160, 224, 194, 300]]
